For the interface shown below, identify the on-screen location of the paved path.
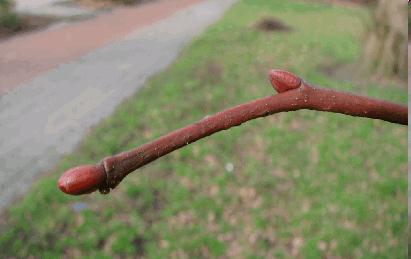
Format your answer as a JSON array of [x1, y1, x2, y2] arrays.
[[0, 0, 237, 210], [0, 0, 204, 93]]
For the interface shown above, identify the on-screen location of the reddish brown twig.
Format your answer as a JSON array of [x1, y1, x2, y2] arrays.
[[58, 70, 408, 195]]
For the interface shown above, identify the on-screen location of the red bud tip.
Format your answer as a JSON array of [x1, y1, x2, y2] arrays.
[[58, 164, 106, 195], [269, 69, 302, 93]]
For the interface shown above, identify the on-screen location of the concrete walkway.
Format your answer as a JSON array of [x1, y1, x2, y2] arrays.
[[0, 0, 237, 210], [0, 0, 204, 93]]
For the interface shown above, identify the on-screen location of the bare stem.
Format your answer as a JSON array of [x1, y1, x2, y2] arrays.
[[57, 70, 407, 195]]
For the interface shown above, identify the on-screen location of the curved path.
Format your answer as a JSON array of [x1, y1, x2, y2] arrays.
[[1, 0, 204, 93], [0, 0, 237, 210]]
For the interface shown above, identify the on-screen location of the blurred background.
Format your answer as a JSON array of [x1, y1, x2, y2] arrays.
[[0, 0, 407, 258]]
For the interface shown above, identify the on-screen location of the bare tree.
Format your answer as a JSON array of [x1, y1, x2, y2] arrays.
[[362, 0, 407, 79]]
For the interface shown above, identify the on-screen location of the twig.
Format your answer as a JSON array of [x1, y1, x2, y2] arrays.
[[57, 70, 408, 195]]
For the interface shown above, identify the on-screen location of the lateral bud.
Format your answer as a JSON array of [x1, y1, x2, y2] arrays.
[[269, 69, 302, 93]]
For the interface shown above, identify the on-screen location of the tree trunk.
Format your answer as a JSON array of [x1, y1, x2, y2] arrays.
[[362, 0, 407, 79]]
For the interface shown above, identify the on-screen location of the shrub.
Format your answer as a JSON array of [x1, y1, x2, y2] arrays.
[[0, 0, 19, 31]]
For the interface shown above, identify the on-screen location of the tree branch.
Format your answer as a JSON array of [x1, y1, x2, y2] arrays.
[[57, 70, 407, 195]]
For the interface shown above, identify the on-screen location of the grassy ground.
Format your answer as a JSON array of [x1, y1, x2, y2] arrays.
[[0, 0, 407, 258]]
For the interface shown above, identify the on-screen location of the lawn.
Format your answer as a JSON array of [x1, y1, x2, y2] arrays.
[[0, 0, 407, 258]]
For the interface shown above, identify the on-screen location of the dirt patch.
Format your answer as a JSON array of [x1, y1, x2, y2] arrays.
[[307, 0, 376, 6], [317, 61, 367, 85], [255, 17, 291, 32], [318, 61, 345, 78], [0, 15, 57, 40], [132, 236, 146, 256], [196, 61, 224, 84], [337, 0, 376, 4]]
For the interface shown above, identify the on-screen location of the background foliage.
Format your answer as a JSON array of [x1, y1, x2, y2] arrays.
[[0, 0, 19, 30]]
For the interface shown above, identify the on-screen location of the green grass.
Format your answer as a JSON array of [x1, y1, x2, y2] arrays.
[[0, 0, 407, 258]]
